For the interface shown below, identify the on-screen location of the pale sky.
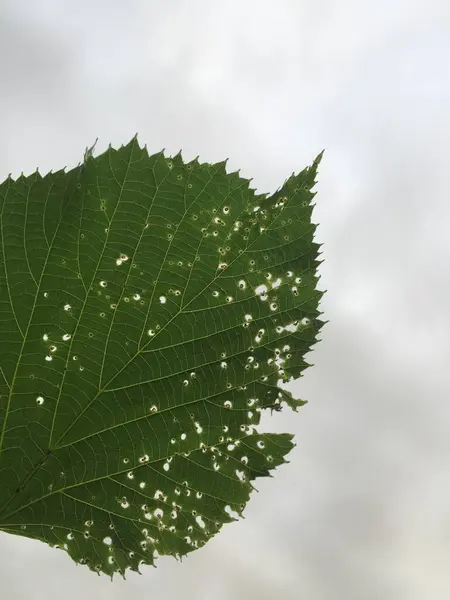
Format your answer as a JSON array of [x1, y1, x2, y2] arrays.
[[1, 1, 450, 599]]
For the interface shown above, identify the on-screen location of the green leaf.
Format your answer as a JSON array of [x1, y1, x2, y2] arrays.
[[0, 137, 326, 579]]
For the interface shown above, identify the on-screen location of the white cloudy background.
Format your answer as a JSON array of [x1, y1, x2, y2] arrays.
[[1, 1, 449, 598]]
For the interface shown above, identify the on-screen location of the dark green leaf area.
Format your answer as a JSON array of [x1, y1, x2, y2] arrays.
[[0, 138, 324, 578]]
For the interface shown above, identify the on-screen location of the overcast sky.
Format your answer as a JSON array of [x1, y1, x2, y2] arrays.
[[1, 1, 449, 599]]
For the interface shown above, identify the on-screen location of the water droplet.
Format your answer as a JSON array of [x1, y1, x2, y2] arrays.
[[36, 396, 44, 405], [99, 280, 107, 288], [159, 296, 167, 304], [63, 304, 71, 311]]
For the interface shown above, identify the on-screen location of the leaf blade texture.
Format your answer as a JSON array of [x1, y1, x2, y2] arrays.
[[0, 138, 325, 578]]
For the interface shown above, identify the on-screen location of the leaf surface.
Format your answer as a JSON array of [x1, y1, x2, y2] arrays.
[[0, 138, 325, 577]]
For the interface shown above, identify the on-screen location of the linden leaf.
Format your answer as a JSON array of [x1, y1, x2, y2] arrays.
[[0, 137, 325, 578]]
